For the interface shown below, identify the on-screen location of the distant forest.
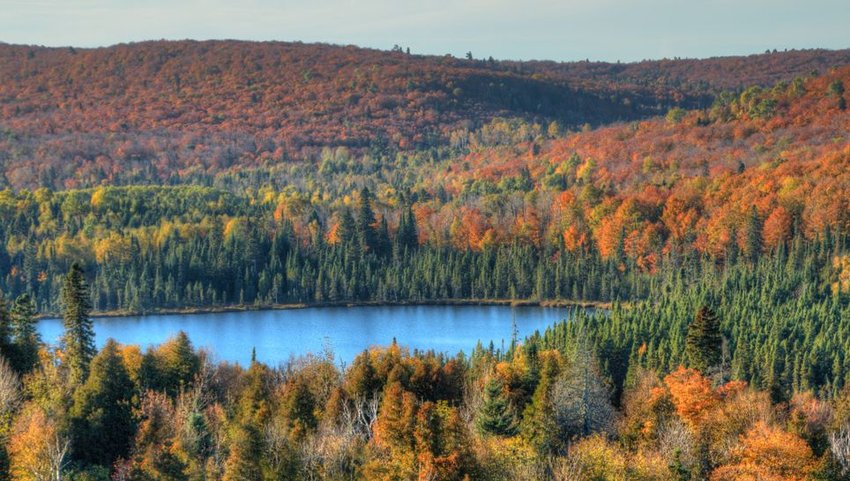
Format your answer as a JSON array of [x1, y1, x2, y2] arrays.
[[0, 41, 848, 189]]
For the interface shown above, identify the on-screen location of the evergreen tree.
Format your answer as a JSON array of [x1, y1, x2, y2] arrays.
[[396, 205, 419, 252], [685, 306, 723, 373], [375, 216, 391, 257], [70, 339, 136, 467], [282, 377, 317, 438], [521, 353, 561, 454], [158, 331, 200, 396], [829, 79, 846, 110], [345, 349, 380, 397], [373, 382, 416, 452], [62, 263, 95, 385], [338, 207, 357, 252], [356, 187, 377, 253], [476, 377, 517, 436], [10, 294, 39, 373]]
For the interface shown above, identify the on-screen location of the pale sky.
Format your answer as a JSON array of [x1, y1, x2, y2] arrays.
[[0, 0, 848, 62]]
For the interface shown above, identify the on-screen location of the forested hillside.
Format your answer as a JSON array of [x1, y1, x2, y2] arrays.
[[0, 58, 846, 404], [0, 41, 848, 188], [2, 39, 850, 480], [0, 64, 847, 315]]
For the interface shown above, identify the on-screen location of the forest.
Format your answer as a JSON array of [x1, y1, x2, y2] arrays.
[[0, 39, 849, 479], [0, 63, 846, 315], [0, 258, 849, 480], [0, 41, 849, 189]]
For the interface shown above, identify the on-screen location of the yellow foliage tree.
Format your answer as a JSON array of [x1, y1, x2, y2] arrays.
[[664, 366, 718, 429], [8, 404, 69, 481], [710, 421, 815, 481]]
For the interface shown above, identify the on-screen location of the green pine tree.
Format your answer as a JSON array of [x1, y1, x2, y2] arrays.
[[396, 205, 419, 252], [70, 338, 137, 467], [476, 377, 517, 437], [62, 263, 95, 385], [356, 187, 377, 253], [685, 305, 723, 373], [10, 293, 40, 373], [282, 377, 317, 438], [521, 354, 560, 453]]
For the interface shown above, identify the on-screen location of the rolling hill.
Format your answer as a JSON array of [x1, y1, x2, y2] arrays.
[[0, 40, 849, 189]]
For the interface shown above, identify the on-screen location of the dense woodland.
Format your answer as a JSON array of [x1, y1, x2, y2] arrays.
[[0, 40, 850, 479], [0, 261, 850, 480], [0, 63, 846, 314]]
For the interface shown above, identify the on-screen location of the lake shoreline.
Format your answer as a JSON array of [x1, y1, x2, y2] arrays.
[[39, 298, 609, 320]]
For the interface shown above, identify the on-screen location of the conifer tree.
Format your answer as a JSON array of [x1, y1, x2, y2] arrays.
[[521, 353, 561, 453], [345, 350, 380, 397], [282, 377, 317, 438], [61, 263, 95, 385], [375, 216, 391, 257], [338, 207, 357, 252], [476, 377, 517, 436], [396, 205, 419, 252], [356, 187, 377, 253], [158, 331, 199, 396], [373, 382, 417, 453], [10, 294, 39, 373], [70, 339, 136, 467], [685, 305, 723, 373]]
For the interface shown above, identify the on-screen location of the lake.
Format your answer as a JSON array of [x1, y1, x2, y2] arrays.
[[38, 305, 580, 365]]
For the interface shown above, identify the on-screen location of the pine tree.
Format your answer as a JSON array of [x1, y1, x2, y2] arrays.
[[685, 305, 723, 373], [62, 263, 95, 385], [521, 353, 560, 453], [375, 216, 391, 257], [396, 205, 419, 252], [337, 207, 358, 255], [475, 377, 517, 436], [373, 382, 417, 452], [356, 187, 377, 253], [158, 331, 199, 396], [70, 339, 136, 467], [10, 294, 39, 373], [282, 377, 317, 438], [345, 350, 380, 397]]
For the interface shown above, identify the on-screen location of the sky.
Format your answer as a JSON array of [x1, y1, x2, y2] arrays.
[[0, 0, 848, 62]]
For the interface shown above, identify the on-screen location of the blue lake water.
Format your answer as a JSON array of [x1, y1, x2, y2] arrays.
[[38, 305, 580, 366]]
